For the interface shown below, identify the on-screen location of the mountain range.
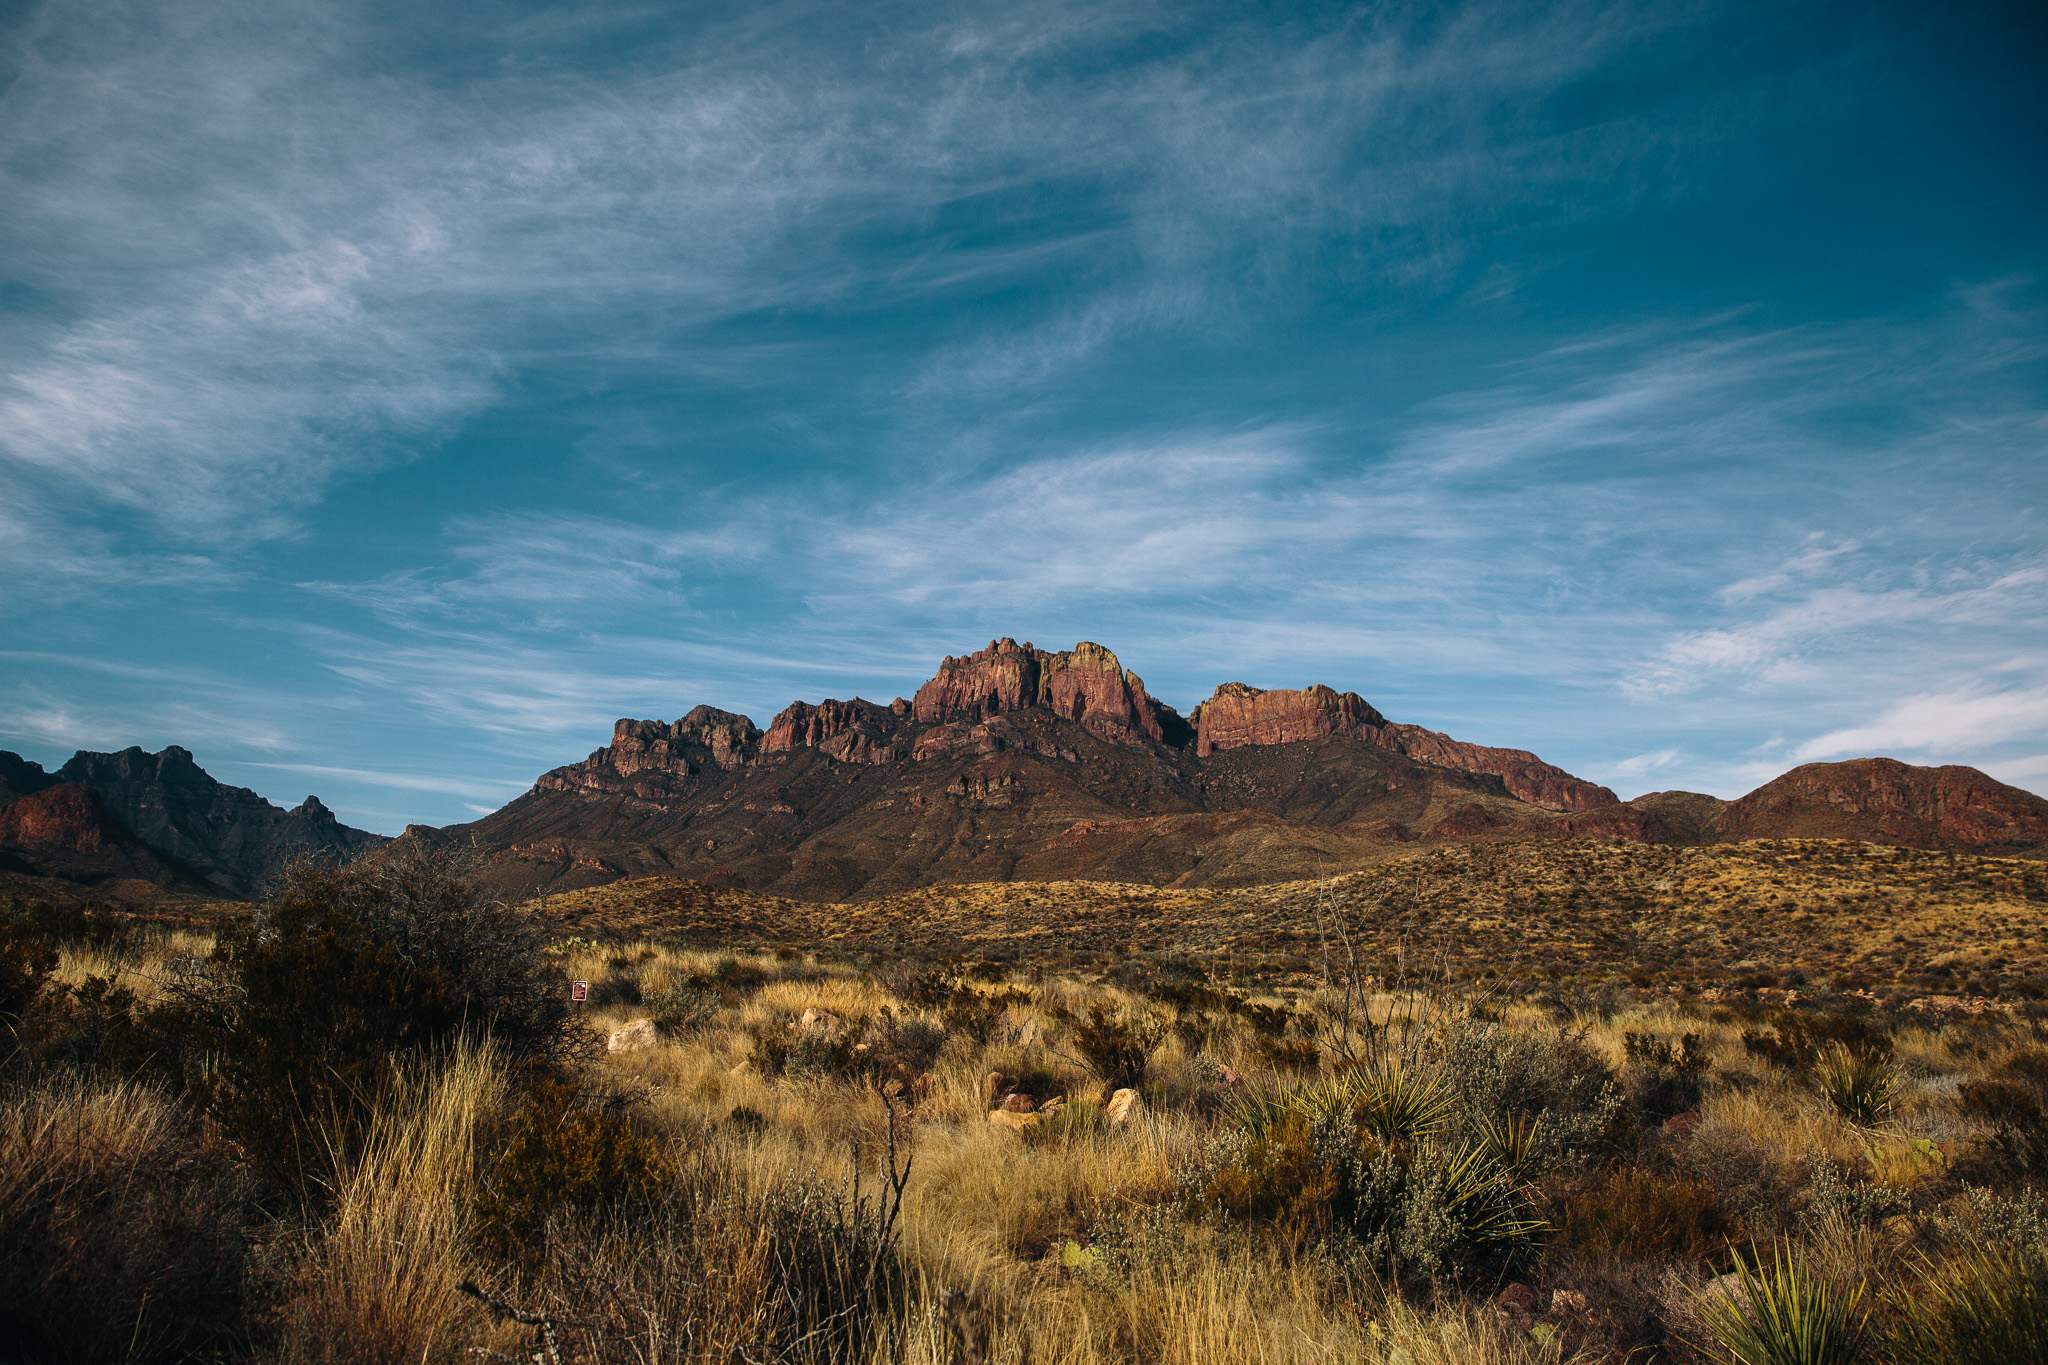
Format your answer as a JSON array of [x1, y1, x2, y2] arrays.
[[5, 637, 2046, 900]]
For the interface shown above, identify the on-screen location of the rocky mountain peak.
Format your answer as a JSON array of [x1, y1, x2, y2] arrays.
[[1193, 681, 1387, 756], [912, 638, 1187, 745], [1, 745, 379, 895]]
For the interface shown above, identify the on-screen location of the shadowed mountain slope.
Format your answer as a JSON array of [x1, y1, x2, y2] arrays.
[[0, 746, 381, 896]]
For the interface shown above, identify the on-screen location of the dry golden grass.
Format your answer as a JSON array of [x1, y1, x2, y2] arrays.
[[533, 838, 2048, 1000], [277, 1045, 506, 1364], [6, 848, 2046, 1364]]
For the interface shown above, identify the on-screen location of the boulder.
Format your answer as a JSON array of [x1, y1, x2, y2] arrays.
[[1661, 1110, 1703, 1141], [1494, 1282, 1538, 1321], [607, 1018, 658, 1054], [1105, 1088, 1143, 1126], [799, 1007, 840, 1034]]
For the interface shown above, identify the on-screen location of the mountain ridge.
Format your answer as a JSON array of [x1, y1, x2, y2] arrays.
[[8, 638, 2045, 901], [411, 638, 2047, 899], [0, 745, 382, 895]]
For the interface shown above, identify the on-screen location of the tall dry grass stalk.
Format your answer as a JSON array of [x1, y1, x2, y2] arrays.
[[278, 1042, 506, 1365], [0, 1075, 248, 1363]]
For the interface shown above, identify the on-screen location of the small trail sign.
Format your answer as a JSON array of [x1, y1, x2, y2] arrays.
[[571, 980, 589, 1003]]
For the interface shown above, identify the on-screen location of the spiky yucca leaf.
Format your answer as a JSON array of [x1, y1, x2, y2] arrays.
[[1432, 1142, 1547, 1248], [1696, 1239, 1869, 1365], [1476, 1111, 1544, 1183], [1351, 1062, 1453, 1145], [1813, 1043, 1897, 1125]]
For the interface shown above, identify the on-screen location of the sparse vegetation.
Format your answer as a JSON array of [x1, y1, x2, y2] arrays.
[[1, 848, 2046, 1362]]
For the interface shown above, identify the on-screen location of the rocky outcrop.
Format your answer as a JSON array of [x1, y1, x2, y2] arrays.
[[913, 639, 1188, 745], [1714, 758, 2048, 853], [0, 782, 197, 887], [1192, 683, 1615, 812], [0, 783, 119, 853], [405, 638, 2048, 902], [1376, 723, 1617, 813], [537, 706, 762, 796], [1192, 682, 1385, 755], [761, 699, 902, 765], [0, 752, 56, 804]]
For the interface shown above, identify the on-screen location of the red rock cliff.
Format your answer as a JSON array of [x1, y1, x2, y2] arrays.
[[1192, 682, 1385, 755], [912, 639, 1183, 744], [1192, 682, 1616, 812], [761, 698, 901, 765]]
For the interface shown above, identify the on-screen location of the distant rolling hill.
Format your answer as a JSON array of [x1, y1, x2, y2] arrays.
[[527, 838, 2048, 997]]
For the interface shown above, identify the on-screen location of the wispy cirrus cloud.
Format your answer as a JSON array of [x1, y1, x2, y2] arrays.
[[1, 0, 1702, 570], [1791, 688, 2048, 764]]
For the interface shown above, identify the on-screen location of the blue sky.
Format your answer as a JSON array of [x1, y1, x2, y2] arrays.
[[2, 0, 2045, 834]]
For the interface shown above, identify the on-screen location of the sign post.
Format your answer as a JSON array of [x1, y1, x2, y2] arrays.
[[571, 979, 589, 1004]]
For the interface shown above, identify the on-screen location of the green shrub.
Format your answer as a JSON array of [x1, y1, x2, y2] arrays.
[[1203, 1083, 1542, 1284], [1802, 1157, 1902, 1235], [1813, 1043, 1897, 1124], [1065, 1002, 1165, 1089], [940, 987, 1011, 1044], [867, 1008, 949, 1078], [1694, 1239, 1869, 1364], [1390, 1141, 1546, 1284], [1885, 1245, 2048, 1365], [1439, 1017, 1622, 1166], [706, 956, 770, 995], [1024, 1097, 1106, 1148], [643, 976, 719, 1036], [173, 848, 579, 1198]]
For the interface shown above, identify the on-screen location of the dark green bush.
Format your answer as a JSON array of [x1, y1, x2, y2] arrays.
[[0, 903, 59, 1028], [1201, 1084, 1542, 1285], [644, 976, 719, 1036], [173, 848, 579, 1197], [1959, 1075, 2047, 1176], [1439, 1017, 1622, 1166], [1813, 1042, 1898, 1123], [1065, 1002, 1165, 1089], [1741, 1010, 1890, 1074]]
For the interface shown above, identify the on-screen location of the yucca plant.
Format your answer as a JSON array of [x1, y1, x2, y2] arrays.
[[1431, 1142, 1547, 1248], [1477, 1111, 1545, 1183], [1695, 1239, 1869, 1365], [1350, 1061, 1453, 1145], [1222, 1080, 1300, 1139], [1813, 1043, 1898, 1124], [1886, 1245, 2048, 1365]]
